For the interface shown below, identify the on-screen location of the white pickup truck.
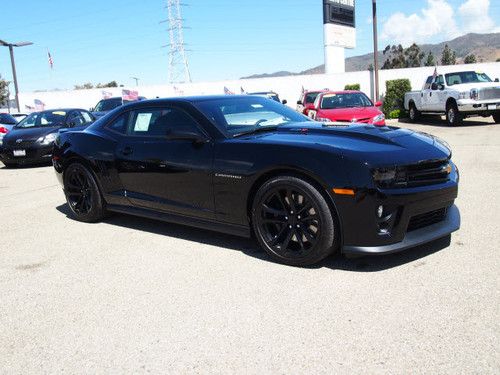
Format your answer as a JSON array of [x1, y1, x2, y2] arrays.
[[404, 70, 500, 126]]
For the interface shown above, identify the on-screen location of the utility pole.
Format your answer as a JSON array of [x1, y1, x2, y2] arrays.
[[131, 77, 139, 86], [0, 39, 33, 112], [372, 0, 379, 101], [162, 0, 192, 83]]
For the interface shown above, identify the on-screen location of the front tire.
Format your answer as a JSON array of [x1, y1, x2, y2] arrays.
[[493, 112, 500, 124], [446, 102, 463, 126], [251, 176, 338, 266], [408, 102, 420, 122], [63, 162, 107, 222]]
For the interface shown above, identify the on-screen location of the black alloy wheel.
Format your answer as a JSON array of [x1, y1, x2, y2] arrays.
[[64, 163, 106, 222], [252, 176, 337, 266]]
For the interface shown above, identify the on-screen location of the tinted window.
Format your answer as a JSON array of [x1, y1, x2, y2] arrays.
[[320, 92, 373, 109], [445, 71, 492, 86], [16, 110, 67, 128], [305, 92, 321, 104], [125, 107, 200, 137], [436, 75, 445, 85], [423, 76, 433, 90], [80, 111, 94, 124], [107, 113, 128, 134], [94, 98, 122, 112]]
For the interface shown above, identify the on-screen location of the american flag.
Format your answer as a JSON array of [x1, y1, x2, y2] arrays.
[[48, 51, 53, 69], [224, 86, 234, 95], [102, 90, 112, 99], [25, 104, 35, 111], [122, 89, 139, 101], [34, 99, 45, 111], [432, 66, 438, 80], [301, 85, 305, 94]]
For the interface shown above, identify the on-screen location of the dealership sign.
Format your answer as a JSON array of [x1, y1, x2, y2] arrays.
[[323, 0, 356, 49]]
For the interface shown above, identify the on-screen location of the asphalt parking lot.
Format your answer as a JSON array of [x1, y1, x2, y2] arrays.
[[1, 116, 499, 373]]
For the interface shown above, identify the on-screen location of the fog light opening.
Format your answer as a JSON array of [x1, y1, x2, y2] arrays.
[[377, 205, 384, 218]]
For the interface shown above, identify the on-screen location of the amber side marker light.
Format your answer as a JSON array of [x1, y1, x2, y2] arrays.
[[332, 188, 355, 196]]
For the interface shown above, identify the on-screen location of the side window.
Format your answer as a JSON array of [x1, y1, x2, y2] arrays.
[[127, 107, 201, 137], [436, 75, 445, 85], [80, 111, 94, 124], [107, 112, 128, 134], [68, 111, 84, 127], [424, 76, 433, 90]]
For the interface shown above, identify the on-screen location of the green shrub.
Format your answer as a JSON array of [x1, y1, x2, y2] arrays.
[[388, 109, 408, 119], [344, 83, 360, 91], [382, 79, 411, 117]]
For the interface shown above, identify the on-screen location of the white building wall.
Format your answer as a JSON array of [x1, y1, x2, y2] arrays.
[[18, 62, 500, 111]]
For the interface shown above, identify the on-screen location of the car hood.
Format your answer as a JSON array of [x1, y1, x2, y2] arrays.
[[243, 122, 451, 167], [4, 126, 60, 142], [318, 106, 382, 121], [450, 82, 500, 91]]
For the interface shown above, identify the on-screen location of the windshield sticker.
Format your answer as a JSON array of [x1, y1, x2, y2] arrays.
[[53, 111, 66, 116], [134, 113, 153, 132], [323, 94, 336, 98]]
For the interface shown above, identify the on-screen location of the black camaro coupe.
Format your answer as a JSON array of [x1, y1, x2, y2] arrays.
[[53, 96, 460, 266]]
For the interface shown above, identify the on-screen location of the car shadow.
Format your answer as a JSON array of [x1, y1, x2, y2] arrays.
[[397, 116, 495, 127], [56, 204, 452, 272], [0, 162, 52, 170]]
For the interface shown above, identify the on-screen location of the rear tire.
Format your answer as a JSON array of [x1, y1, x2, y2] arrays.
[[63, 162, 107, 223], [408, 102, 420, 122], [251, 176, 338, 266], [446, 102, 463, 126], [493, 112, 500, 124]]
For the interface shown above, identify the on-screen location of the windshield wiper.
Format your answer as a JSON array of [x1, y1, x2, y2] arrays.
[[232, 125, 280, 138]]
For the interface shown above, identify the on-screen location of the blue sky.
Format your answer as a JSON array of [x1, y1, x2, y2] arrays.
[[1, 0, 498, 92]]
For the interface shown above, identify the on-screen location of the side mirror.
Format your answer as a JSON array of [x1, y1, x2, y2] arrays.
[[166, 129, 208, 143], [282, 99, 287, 105], [67, 121, 76, 128], [495, 78, 499, 82], [431, 83, 438, 90], [297, 100, 303, 105], [374, 101, 383, 107]]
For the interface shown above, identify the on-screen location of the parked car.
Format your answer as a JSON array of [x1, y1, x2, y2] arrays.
[[296, 90, 329, 116], [0, 113, 18, 149], [0, 109, 94, 167], [248, 91, 287, 105], [308, 91, 385, 126], [53, 95, 459, 266], [91, 96, 146, 118], [404, 70, 500, 126]]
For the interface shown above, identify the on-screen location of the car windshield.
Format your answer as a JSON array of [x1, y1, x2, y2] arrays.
[[320, 92, 373, 109], [16, 111, 67, 128], [445, 71, 492, 86], [195, 96, 309, 137], [94, 98, 122, 112]]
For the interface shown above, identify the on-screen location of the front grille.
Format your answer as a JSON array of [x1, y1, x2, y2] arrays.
[[393, 159, 451, 188], [407, 207, 447, 232], [478, 87, 500, 100], [4, 139, 37, 148]]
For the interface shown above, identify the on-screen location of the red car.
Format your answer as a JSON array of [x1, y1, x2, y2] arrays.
[[308, 91, 385, 126], [296, 90, 329, 116]]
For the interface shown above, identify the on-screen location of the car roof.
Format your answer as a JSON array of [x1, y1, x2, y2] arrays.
[[122, 95, 268, 106], [28, 108, 90, 114]]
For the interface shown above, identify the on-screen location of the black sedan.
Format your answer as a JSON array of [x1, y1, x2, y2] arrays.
[[52, 96, 460, 266], [1, 109, 94, 167]]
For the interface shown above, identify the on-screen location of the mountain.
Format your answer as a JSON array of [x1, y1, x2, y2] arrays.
[[241, 33, 500, 79]]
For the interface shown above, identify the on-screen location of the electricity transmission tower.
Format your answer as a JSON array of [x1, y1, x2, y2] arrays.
[[163, 0, 192, 83]]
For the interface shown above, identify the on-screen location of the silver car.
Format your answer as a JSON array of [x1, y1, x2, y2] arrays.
[[0, 113, 18, 148]]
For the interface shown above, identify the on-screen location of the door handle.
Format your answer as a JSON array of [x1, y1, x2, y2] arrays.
[[430, 92, 432, 96], [121, 146, 133, 156]]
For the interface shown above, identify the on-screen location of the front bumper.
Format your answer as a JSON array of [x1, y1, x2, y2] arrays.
[[0, 144, 53, 164], [457, 99, 500, 113], [343, 204, 460, 255]]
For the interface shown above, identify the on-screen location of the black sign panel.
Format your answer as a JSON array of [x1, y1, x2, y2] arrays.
[[323, 0, 355, 28]]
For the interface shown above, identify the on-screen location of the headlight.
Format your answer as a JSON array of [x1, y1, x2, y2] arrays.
[[373, 167, 407, 188], [372, 114, 385, 123], [470, 88, 478, 100], [37, 133, 57, 145]]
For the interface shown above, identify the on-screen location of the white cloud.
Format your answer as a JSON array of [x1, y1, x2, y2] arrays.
[[459, 0, 498, 33], [380, 0, 499, 47]]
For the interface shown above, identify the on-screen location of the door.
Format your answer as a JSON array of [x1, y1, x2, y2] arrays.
[[428, 75, 445, 111], [114, 106, 215, 219], [421, 76, 433, 111]]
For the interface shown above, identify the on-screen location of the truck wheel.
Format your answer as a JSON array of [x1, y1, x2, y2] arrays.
[[446, 102, 463, 126], [408, 103, 420, 122], [493, 112, 500, 124]]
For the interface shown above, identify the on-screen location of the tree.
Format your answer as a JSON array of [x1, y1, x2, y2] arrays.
[[441, 44, 456, 65], [464, 54, 477, 64], [381, 43, 425, 69], [0, 75, 9, 107], [404, 43, 425, 67], [424, 51, 435, 67], [96, 81, 118, 88], [74, 82, 94, 90]]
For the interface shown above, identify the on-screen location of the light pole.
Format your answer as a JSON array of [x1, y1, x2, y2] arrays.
[[131, 77, 139, 86], [0, 39, 33, 112], [372, 0, 380, 101]]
